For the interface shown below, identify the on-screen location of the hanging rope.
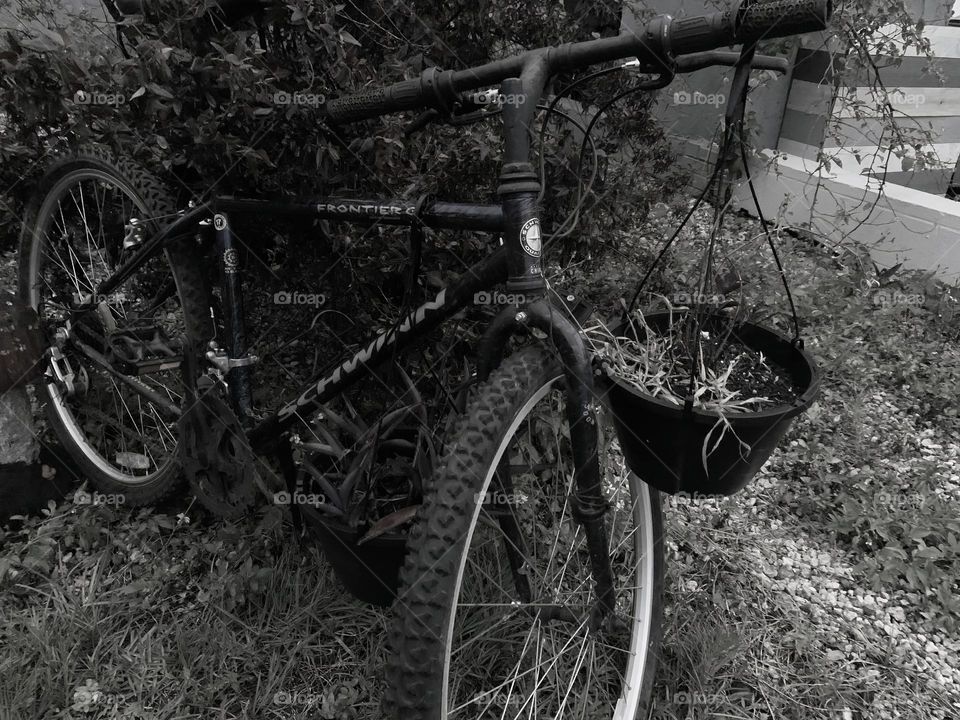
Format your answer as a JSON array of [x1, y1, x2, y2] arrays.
[[623, 45, 808, 411], [738, 140, 804, 345]]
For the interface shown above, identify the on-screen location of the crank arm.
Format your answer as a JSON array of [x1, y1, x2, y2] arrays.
[[70, 337, 182, 420]]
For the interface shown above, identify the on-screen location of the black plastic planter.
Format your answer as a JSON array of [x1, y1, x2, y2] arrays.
[[301, 505, 406, 606], [597, 311, 820, 496]]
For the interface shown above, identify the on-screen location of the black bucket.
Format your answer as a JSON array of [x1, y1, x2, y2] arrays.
[[597, 311, 820, 496], [301, 506, 406, 606]]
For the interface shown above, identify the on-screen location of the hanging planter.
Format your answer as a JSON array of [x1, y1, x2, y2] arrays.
[[592, 309, 820, 496], [593, 61, 825, 497]]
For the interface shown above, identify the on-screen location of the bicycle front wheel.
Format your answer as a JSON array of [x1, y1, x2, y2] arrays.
[[384, 346, 664, 720]]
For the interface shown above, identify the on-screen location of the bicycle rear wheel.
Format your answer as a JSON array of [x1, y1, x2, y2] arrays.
[[384, 346, 664, 719], [18, 146, 211, 505]]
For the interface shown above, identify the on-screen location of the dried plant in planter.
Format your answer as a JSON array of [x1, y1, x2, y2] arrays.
[[586, 306, 797, 414], [585, 55, 820, 496]]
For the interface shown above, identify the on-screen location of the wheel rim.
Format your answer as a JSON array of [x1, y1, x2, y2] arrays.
[[26, 169, 186, 486], [442, 376, 658, 719]]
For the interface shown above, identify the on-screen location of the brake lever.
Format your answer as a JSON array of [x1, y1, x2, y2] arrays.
[[448, 90, 503, 125], [623, 52, 789, 75], [404, 101, 499, 135], [672, 51, 789, 74], [448, 108, 496, 126]]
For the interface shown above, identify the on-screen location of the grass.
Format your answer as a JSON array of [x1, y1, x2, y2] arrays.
[[3, 205, 960, 719], [0, 504, 388, 718]]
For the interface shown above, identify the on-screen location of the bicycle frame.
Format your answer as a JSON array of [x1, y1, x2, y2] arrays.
[[85, 192, 511, 437], [210, 197, 512, 450], [73, 68, 618, 620]]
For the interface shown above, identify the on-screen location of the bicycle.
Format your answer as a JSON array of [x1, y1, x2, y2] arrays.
[[18, 0, 831, 716]]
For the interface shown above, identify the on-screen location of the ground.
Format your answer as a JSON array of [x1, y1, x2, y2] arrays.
[[1, 203, 959, 719]]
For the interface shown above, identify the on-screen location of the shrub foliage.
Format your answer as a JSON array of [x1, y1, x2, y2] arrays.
[[0, 0, 673, 261]]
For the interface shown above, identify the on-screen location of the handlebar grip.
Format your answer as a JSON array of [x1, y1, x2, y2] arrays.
[[668, 14, 732, 56], [667, 0, 831, 56], [734, 0, 832, 45], [324, 78, 423, 124]]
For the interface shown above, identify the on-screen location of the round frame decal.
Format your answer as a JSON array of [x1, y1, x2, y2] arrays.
[[520, 218, 542, 258]]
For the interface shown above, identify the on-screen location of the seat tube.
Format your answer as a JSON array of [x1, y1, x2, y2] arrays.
[[498, 77, 545, 297], [213, 210, 254, 418]]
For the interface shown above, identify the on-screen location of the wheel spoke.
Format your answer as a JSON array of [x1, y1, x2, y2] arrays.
[[445, 386, 657, 719], [27, 164, 190, 487]]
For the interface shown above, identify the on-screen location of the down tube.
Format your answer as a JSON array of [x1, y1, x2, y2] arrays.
[[248, 247, 509, 452]]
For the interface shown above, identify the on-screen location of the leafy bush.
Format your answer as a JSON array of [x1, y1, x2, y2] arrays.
[[0, 0, 674, 262]]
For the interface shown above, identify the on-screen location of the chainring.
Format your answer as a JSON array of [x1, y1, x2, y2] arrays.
[[178, 385, 259, 518]]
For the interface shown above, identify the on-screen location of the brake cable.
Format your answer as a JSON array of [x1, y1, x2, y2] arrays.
[[399, 64, 663, 248], [536, 65, 627, 207], [548, 70, 675, 241]]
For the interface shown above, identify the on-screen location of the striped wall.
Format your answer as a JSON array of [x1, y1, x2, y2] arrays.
[[729, 149, 960, 281], [618, 1, 960, 280], [777, 40, 838, 161], [623, 1, 960, 197], [780, 25, 960, 193]]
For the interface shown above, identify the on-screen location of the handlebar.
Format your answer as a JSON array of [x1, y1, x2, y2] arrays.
[[323, 0, 830, 124]]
